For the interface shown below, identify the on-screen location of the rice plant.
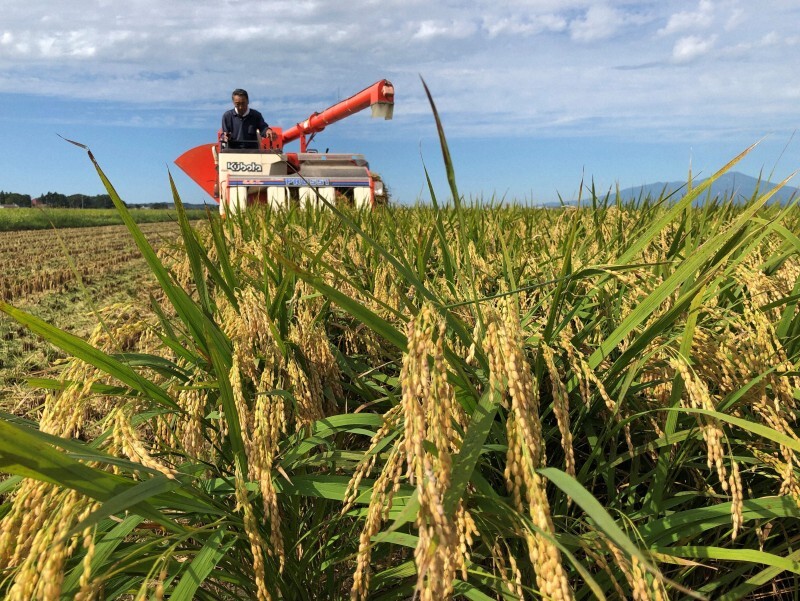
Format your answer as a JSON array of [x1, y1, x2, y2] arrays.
[[1, 96, 800, 600]]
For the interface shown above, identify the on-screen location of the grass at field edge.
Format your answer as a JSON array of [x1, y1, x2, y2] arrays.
[[0, 207, 211, 232]]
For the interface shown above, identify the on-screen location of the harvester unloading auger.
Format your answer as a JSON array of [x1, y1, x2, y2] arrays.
[[175, 79, 394, 215]]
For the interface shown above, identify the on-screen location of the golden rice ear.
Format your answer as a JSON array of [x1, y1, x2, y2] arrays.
[[1, 483, 98, 600], [483, 305, 573, 600], [541, 343, 575, 478], [234, 465, 272, 601], [110, 406, 178, 480], [672, 357, 728, 490]]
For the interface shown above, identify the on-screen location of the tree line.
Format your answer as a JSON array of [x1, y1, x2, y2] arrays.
[[0, 191, 116, 209]]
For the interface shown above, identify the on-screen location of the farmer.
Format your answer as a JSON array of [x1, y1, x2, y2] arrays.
[[221, 88, 276, 148]]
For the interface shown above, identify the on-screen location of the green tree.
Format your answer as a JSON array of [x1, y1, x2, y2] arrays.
[[0, 191, 32, 207], [39, 191, 69, 207]]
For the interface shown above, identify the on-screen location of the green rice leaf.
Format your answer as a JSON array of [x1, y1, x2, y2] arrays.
[[0, 418, 173, 527], [653, 545, 800, 576], [452, 579, 498, 601], [169, 171, 212, 313], [719, 547, 800, 600], [539, 467, 653, 564], [279, 413, 385, 467], [171, 528, 235, 600], [672, 407, 800, 453], [68, 475, 182, 537], [62, 515, 144, 594], [444, 388, 499, 516], [590, 179, 775, 372], [640, 496, 799, 544]]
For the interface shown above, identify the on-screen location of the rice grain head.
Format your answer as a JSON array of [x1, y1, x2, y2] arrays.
[[484, 303, 573, 600]]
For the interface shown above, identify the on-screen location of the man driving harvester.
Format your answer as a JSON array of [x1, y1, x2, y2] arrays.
[[176, 79, 393, 214], [221, 88, 276, 148]]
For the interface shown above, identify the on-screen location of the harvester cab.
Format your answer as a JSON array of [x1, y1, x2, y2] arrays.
[[175, 79, 394, 216]]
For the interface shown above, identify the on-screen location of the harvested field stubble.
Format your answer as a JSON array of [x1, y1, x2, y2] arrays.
[[0, 222, 185, 399], [0, 222, 182, 301], [1, 140, 800, 599]]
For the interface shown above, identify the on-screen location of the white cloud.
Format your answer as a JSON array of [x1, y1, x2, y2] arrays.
[[37, 32, 97, 59], [412, 20, 477, 40], [0, 0, 797, 148], [483, 13, 567, 38], [659, 0, 715, 36], [760, 31, 780, 46], [569, 5, 625, 42], [672, 34, 717, 62], [724, 7, 745, 31]]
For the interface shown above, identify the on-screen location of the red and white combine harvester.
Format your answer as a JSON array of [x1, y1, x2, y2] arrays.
[[175, 79, 394, 216]]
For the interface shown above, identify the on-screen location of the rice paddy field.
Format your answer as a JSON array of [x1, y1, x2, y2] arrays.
[[2, 137, 800, 600]]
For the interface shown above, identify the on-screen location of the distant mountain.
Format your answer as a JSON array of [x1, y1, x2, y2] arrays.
[[615, 172, 800, 205]]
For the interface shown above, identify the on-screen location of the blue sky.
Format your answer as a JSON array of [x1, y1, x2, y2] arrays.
[[1, 0, 799, 206]]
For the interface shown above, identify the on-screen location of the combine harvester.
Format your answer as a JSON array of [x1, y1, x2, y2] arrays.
[[175, 79, 394, 216]]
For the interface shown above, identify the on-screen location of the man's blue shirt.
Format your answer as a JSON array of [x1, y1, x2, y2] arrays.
[[221, 108, 268, 141]]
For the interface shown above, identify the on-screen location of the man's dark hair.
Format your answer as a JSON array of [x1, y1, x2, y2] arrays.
[[232, 88, 249, 100]]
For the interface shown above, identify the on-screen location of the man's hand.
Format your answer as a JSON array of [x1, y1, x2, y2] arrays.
[[265, 128, 277, 142]]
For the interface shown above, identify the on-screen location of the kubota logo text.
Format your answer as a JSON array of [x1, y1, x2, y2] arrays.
[[226, 161, 263, 173]]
